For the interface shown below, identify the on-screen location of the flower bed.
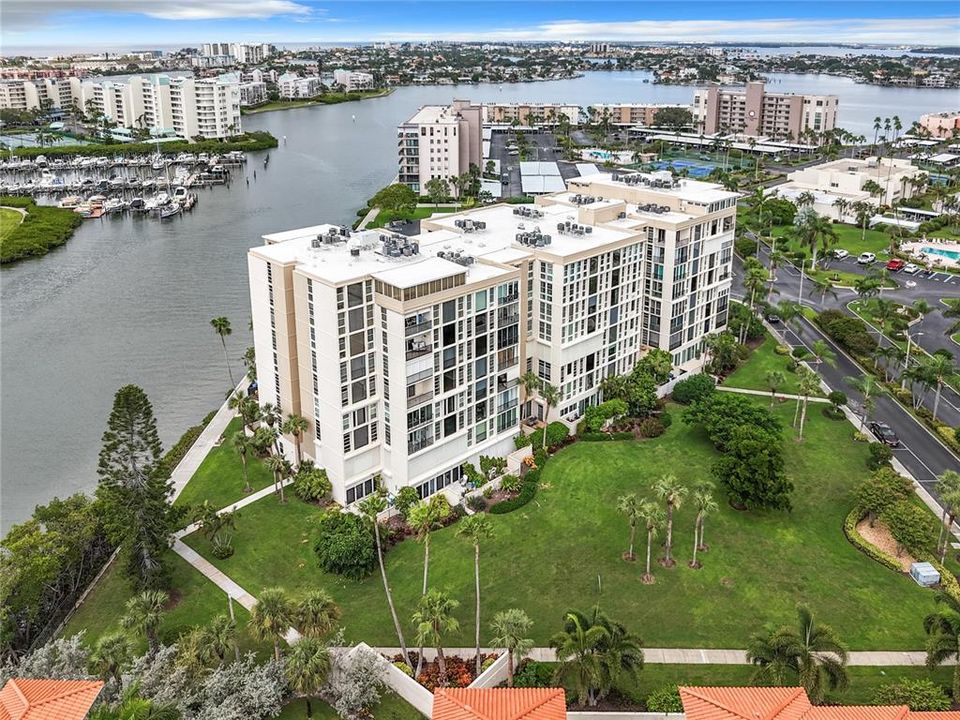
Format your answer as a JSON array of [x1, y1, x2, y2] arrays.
[[389, 652, 497, 691]]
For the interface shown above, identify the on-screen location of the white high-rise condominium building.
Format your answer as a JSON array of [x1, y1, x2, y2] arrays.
[[201, 43, 274, 64], [397, 100, 483, 195], [247, 172, 736, 505], [277, 73, 323, 99], [482, 103, 580, 126]]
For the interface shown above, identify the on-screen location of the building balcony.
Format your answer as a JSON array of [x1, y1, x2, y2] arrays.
[[405, 319, 432, 337], [408, 436, 434, 455], [406, 367, 433, 385], [407, 389, 434, 408], [406, 341, 432, 360]]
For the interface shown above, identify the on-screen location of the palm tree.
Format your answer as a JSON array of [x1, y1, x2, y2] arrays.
[[639, 500, 664, 584], [359, 493, 410, 668], [765, 370, 786, 406], [810, 339, 837, 368], [230, 393, 260, 436], [550, 612, 606, 707], [457, 514, 495, 675], [408, 496, 450, 596], [617, 493, 642, 561], [88, 692, 179, 720], [250, 587, 294, 661], [490, 609, 534, 687], [539, 383, 563, 449], [285, 636, 331, 719], [924, 591, 960, 701], [551, 608, 643, 707], [202, 613, 239, 664], [210, 316, 236, 390], [89, 632, 132, 692], [927, 355, 956, 423], [795, 212, 838, 270], [281, 414, 309, 467], [520, 370, 541, 418], [690, 487, 718, 569], [295, 589, 341, 638], [412, 589, 460, 683], [796, 369, 822, 441], [852, 201, 873, 241], [747, 605, 848, 703], [233, 432, 253, 493], [653, 475, 687, 567], [810, 275, 838, 304], [265, 454, 291, 503], [120, 590, 169, 655], [845, 375, 880, 431], [937, 470, 960, 563]]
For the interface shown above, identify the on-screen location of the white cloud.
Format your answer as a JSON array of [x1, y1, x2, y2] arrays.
[[377, 17, 960, 45], [2, 0, 313, 30]]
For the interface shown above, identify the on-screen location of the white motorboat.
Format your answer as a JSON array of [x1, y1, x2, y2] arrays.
[[158, 201, 181, 219], [103, 197, 124, 214], [128, 197, 147, 212]]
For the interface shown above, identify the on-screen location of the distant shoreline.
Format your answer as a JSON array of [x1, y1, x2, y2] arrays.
[[241, 87, 395, 115]]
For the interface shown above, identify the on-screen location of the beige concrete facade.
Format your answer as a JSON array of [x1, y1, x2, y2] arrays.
[[693, 81, 838, 139]]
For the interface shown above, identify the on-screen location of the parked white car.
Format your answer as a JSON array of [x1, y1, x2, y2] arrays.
[[832, 249, 850, 260], [902, 263, 920, 274], [857, 252, 876, 265]]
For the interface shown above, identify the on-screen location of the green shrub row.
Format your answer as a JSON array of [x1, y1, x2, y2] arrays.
[[1, 199, 82, 263], [160, 409, 216, 473], [489, 467, 541, 515], [10, 131, 278, 158], [842, 508, 903, 573], [514, 421, 569, 450]]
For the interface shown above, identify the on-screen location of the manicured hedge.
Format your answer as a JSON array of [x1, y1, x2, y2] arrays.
[[515, 421, 569, 450], [843, 508, 903, 573], [1, 198, 82, 263], [489, 468, 540, 514], [10, 131, 278, 158]]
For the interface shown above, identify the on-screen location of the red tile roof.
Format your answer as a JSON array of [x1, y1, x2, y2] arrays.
[[432, 688, 567, 720], [680, 687, 960, 720], [0, 679, 104, 720]]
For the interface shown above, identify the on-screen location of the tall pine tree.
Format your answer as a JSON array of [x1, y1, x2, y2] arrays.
[[96, 385, 177, 590]]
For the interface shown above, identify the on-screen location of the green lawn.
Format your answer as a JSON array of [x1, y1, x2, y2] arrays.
[[769, 223, 892, 260], [849, 299, 915, 340], [185, 400, 943, 650], [807, 266, 897, 289], [277, 693, 421, 720], [723, 333, 823, 396], [366, 206, 456, 229], [524, 662, 953, 706], [61, 550, 257, 654], [174, 417, 275, 511], [0, 207, 23, 243]]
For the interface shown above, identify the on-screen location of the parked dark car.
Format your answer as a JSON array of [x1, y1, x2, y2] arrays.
[[868, 421, 900, 447]]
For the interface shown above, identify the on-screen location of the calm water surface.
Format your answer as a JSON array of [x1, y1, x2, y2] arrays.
[[2, 71, 957, 531]]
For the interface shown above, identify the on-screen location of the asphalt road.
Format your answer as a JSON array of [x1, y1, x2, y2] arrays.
[[733, 246, 960, 497]]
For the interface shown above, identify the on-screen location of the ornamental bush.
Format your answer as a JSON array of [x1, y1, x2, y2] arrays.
[[881, 500, 937, 557], [490, 469, 540, 514], [873, 679, 951, 711], [816, 309, 878, 357], [867, 442, 894, 470], [671, 374, 716, 405], [292, 461, 332, 503], [637, 417, 665, 438], [513, 661, 554, 688], [313, 510, 376, 579], [582, 399, 628, 432], [393, 486, 419, 520], [516, 422, 570, 450], [646, 686, 683, 713], [854, 468, 913, 525]]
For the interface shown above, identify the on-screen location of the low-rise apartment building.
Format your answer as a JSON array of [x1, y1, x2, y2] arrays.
[[333, 69, 375, 92], [590, 103, 690, 127], [239, 81, 268, 107], [278, 73, 323, 99], [693, 81, 838, 139], [919, 111, 960, 139], [483, 103, 580, 126], [397, 100, 483, 195], [247, 173, 735, 505], [774, 156, 922, 220]]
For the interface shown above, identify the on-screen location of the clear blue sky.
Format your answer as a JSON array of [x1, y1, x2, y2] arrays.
[[4, 1, 960, 51]]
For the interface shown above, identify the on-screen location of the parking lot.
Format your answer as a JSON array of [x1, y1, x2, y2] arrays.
[[487, 130, 580, 198]]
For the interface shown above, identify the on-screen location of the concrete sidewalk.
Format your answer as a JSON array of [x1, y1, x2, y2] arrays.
[[718, 385, 831, 403], [170, 377, 248, 502]]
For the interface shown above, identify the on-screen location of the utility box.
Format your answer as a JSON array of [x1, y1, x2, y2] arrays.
[[911, 562, 941, 587]]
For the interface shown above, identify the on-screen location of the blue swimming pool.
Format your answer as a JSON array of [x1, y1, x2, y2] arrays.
[[923, 246, 960, 261]]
